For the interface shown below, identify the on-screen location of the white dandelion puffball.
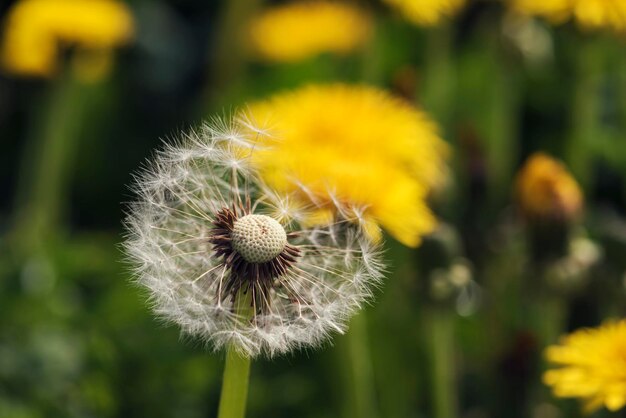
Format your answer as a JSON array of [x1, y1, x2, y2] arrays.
[[123, 115, 385, 357]]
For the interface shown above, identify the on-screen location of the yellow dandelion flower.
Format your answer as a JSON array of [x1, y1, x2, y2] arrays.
[[544, 320, 626, 413], [1, 0, 134, 78], [515, 153, 583, 222], [383, 0, 466, 26], [242, 84, 449, 247], [248, 2, 372, 63], [571, 0, 626, 32], [512, 0, 626, 32]]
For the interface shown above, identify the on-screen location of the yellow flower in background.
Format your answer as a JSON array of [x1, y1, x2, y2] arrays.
[[512, 0, 626, 32], [242, 84, 449, 247], [1, 0, 133, 78], [572, 0, 626, 32], [383, 0, 466, 26], [515, 153, 583, 222], [249, 2, 372, 63], [544, 320, 626, 413]]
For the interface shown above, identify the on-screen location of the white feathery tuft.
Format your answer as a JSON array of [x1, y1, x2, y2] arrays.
[[123, 115, 385, 358]]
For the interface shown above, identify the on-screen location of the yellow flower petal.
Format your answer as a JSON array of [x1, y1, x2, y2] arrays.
[[544, 320, 626, 413]]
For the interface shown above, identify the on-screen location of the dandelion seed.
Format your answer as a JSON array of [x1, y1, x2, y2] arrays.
[[123, 115, 384, 357]]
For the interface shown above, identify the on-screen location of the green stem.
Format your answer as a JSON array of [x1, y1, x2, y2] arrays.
[[427, 308, 457, 418], [339, 18, 391, 415], [217, 347, 252, 418], [421, 23, 455, 133], [11, 73, 92, 254], [621, 48, 626, 148], [217, 291, 253, 418], [536, 294, 567, 348], [565, 38, 602, 187], [360, 24, 383, 85], [485, 39, 520, 206], [530, 290, 568, 409], [205, 0, 264, 109], [343, 311, 378, 418]]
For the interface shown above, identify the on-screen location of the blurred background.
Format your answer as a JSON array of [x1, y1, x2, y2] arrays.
[[1, 0, 626, 417]]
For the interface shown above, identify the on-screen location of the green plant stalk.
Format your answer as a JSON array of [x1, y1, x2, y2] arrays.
[[427, 307, 457, 418], [205, 0, 264, 109], [485, 39, 521, 206], [420, 24, 459, 418], [535, 292, 567, 348], [218, 347, 252, 418], [529, 291, 568, 411], [421, 23, 455, 134], [621, 47, 626, 149], [12, 73, 94, 254], [565, 39, 602, 188], [343, 311, 378, 418], [217, 291, 253, 418], [360, 24, 383, 85], [337, 16, 392, 418]]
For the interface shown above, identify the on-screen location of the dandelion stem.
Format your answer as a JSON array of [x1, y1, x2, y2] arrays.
[[206, 0, 263, 108], [427, 307, 457, 418], [565, 37, 602, 187], [527, 223, 570, 347], [484, 35, 521, 205], [421, 23, 455, 133], [217, 346, 252, 418], [420, 26, 460, 418], [537, 295, 567, 347], [217, 291, 253, 418], [360, 24, 382, 85], [343, 311, 378, 418], [11, 72, 96, 254]]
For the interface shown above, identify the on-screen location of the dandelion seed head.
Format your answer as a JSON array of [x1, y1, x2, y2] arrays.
[[123, 115, 384, 358], [231, 215, 287, 263]]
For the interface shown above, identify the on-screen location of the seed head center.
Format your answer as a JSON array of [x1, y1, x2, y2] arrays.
[[231, 214, 287, 263]]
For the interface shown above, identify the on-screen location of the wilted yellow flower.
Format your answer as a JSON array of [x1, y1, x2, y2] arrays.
[[512, 0, 626, 32], [544, 320, 626, 412], [249, 2, 372, 63], [383, 0, 466, 26], [515, 153, 583, 222], [242, 84, 449, 247], [1, 0, 133, 78]]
